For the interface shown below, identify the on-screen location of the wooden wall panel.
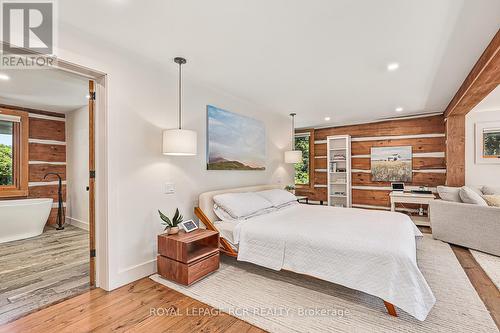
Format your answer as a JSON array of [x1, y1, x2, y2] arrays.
[[314, 115, 445, 140], [314, 144, 326, 156], [315, 158, 327, 169], [29, 143, 66, 162], [296, 115, 447, 210], [352, 189, 390, 206], [446, 116, 466, 186], [0, 106, 67, 227], [352, 172, 446, 187], [28, 184, 66, 202], [351, 137, 445, 155], [29, 118, 65, 141], [47, 207, 67, 225], [314, 172, 327, 184], [29, 164, 67, 182]]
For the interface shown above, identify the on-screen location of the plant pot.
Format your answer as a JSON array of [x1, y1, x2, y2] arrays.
[[167, 227, 179, 235]]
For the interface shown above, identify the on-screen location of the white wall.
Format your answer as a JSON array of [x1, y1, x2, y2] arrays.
[[465, 87, 500, 187], [66, 106, 89, 230], [55, 8, 294, 290]]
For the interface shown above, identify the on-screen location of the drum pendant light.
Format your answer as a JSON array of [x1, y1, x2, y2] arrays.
[[284, 113, 302, 163], [162, 57, 197, 156]]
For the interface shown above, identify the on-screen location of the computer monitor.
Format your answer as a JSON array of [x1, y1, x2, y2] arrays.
[[391, 182, 405, 191]]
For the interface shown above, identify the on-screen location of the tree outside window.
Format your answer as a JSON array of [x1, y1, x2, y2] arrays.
[[0, 120, 14, 186], [483, 129, 500, 158], [294, 135, 310, 185]]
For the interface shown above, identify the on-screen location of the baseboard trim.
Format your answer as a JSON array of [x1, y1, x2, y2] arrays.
[[66, 217, 89, 231]]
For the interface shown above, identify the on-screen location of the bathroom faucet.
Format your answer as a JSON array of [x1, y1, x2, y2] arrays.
[[44, 172, 64, 230]]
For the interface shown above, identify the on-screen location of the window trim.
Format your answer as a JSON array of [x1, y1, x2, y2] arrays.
[[294, 129, 314, 189], [0, 108, 29, 198]]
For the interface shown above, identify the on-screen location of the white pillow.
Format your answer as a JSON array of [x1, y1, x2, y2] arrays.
[[482, 186, 500, 195], [213, 192, 273, 219], [213, 204, 276, 222], [437, 186, 461, 202], [256, 189, 297, 207], [459, 186, 488, 206]]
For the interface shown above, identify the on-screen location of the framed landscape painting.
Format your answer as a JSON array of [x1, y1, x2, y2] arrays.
[[371, 146, 412, 182], [206, 105, 266, 170]]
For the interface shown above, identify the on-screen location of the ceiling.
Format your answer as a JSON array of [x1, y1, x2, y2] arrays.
[[4, 1, 500, 126], [0, 69, 88, 113]]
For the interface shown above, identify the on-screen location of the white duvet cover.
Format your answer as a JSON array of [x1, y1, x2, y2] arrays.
[[230, 204, 436, 321]]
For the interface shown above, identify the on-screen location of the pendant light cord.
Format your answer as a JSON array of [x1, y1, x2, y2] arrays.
[[290, 113, 296, 150], [178, 61, 182, 129]]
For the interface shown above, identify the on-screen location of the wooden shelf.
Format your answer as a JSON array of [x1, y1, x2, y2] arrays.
[[327, 135, 351, 208], [157, 229, 220, 285], [187, 246, 219, 263]]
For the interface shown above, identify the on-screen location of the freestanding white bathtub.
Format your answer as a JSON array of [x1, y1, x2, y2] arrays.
[[0, 198, 53, 243]]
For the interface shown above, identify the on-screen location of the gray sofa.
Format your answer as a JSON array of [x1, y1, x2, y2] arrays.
[[430, 200, 500, 255]]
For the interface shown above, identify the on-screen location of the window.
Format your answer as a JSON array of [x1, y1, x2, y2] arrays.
[[0, 120, 14, 185], [475, 121, 500, 165], [483, 128, 500, 158], [0, 109, 29, 197], [294, 134, 310, 185]]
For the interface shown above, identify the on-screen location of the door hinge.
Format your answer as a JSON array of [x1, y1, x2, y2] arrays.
[[89, 92, 96, 100], [90, 170, 96, 179], [90, 249, 96, 258]]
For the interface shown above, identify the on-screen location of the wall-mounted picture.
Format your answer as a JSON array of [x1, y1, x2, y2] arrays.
[[475, 121, 500, 164], [207, 105, 266, 170], [371, 146, 412, 182]]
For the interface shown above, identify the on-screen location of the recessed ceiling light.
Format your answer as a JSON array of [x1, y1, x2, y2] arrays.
[[395, 107, 404, 112], [387, 63, 399, 71], [324, 117, 331, 121], [0, 73, 10, 81]]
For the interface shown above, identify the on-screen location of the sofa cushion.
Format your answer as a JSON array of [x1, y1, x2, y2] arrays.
[[437, 186, 462, 202], [459, 186, 488, 206], [482, 195, 500, 207], [482, 186, 500, 195]]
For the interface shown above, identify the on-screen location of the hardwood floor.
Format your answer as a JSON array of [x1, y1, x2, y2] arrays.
[[1, 225, 498, 332], [451, 245, 500, 329], [0, 278, 265, 333], [0, 225, 89, 324]]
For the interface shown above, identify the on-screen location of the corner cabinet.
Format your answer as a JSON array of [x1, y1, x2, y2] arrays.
[[327, 135, 352, 208]]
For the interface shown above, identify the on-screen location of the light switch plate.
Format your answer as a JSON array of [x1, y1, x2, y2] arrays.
[[164, 182, 175, 194]]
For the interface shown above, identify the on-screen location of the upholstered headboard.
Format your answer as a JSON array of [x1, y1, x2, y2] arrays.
[[198, 184, 282, 224]]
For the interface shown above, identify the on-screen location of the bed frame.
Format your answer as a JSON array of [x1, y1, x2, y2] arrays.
[[194, 185, 398, 318]]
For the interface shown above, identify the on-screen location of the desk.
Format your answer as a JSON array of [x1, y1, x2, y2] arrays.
[[389, 191, 435, 227]]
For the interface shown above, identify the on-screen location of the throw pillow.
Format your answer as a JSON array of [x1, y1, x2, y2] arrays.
[[482, 186, 500, 195], [482, 195, 500, 207], [459, 186, 488, 206], [437, 186, 462, 202]]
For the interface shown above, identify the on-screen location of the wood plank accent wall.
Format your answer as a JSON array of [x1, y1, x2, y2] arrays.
[[28, 111, 66, 225], [0, 105, 66, 225], [296, 115, 446, 211]]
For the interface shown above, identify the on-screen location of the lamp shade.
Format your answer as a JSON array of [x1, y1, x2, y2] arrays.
[[284, 150, 302, 164], [162, 129, 197, 156]]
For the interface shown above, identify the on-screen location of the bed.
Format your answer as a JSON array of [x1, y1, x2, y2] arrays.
[[194, 184, 436, 321]]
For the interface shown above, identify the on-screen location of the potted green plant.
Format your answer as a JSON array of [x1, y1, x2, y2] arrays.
[[158, 208, 183, 235], [285, 184, 296, 194]]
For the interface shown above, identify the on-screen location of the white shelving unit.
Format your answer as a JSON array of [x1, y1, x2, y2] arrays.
[[327, 135, 352, 208]]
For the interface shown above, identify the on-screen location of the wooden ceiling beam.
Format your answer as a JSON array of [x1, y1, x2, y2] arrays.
[[444, 29, 500, 118]]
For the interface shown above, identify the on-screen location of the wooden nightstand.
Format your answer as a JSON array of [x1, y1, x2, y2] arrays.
[[157, 229, 219, 286]]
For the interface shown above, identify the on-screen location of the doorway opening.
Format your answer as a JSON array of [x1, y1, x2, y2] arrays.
[[0, 68, 99, 323]]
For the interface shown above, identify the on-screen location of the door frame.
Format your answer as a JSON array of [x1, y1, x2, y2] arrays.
[[1, 41, 109, 289], [53, 62, 108, 289]]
